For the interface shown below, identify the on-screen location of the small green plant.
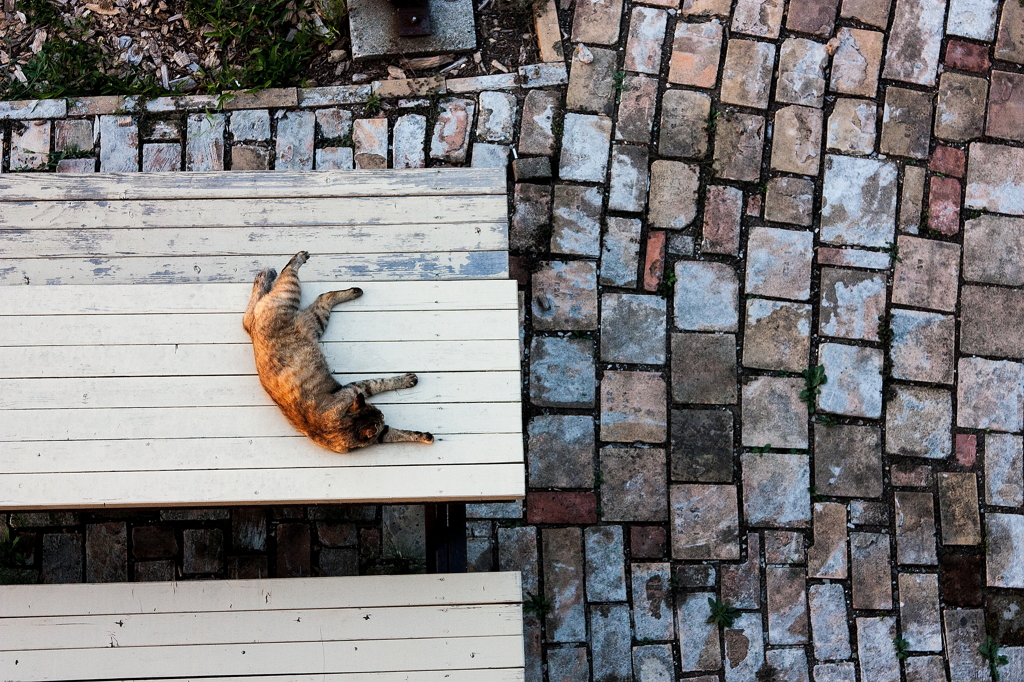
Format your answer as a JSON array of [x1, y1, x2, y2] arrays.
[[800, 365, 828, 411], [980, 636, 1009, 681], [523, 592, 552, 617], [0, 528, 25, 567], [707, 598, 740, 628], [753, 443, 772, 456], [656, 271, 677, 298], [569, 330, 591, 340], [365, 93, 383, 115], [707, 107, 720, 131], [893, 636, 910, 661], [594, 470, 605, 486], [808, 485, 825, 503], [612, 70, 626, 102], [816, 414, 838, 427], [637, 637, 655, 645], [882, 240, 903, 265]]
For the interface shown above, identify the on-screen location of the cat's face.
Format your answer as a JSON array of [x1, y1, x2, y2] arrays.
[[328, 393, 386, 450]]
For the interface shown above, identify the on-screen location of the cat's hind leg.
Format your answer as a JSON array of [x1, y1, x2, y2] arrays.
[[378, 426, 434, 444], [296, 287, 363, 339], [345, 373, 417, 397], [261, 251, 311, 324], [243, 268, 277, 334]]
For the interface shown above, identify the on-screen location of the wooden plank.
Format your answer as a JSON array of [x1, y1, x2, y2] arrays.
[[0, 462, 527, 508], [2, 309, 519, 346], [0, 280, 519, 315], [0, 250, 510, 285], [0, 634, 525, 681], [0, 572, 523, 618], [0, 339, 522, 377], [0, 168, 506, 201], [0, 433, 524, 474], [135, 671, 525, 682], [0, 403, 522, 441], [1, 603, 522, 651], [0, 223, 507, 258], [0, 196, 507, 230], [0, 372, 520, 409]]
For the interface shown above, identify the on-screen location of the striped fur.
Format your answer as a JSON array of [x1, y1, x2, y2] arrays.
[[243, 251, 434, 453]]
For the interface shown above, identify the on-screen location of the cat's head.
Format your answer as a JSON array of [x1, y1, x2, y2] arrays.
[[330, 392, 386, 450]]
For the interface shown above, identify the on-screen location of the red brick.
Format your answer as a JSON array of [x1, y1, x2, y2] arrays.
[[987, 71, 1024, 143], [630, 525, 667, 558], [944, 40, 991, 73], [956, 433, 978, 467], [526, 492, 598, 524], [928, 176, 961, 235], [930, 145, 965, 177], [643, 230, 666, 292]]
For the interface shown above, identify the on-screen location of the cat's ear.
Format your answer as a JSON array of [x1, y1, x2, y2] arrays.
[[348, 393, 366, 412]]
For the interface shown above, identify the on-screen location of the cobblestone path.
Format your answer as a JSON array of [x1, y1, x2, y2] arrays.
[[5, 0, 1024, 679]]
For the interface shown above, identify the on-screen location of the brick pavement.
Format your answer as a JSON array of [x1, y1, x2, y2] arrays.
[[4, 0, 1024, 679]]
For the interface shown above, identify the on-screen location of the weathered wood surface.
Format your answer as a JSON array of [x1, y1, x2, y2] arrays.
[[0, 572, 526, 681], [0, 168, 523, 509]]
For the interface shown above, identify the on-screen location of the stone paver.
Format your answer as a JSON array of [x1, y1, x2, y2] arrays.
[[938, 473, 982, 546], [776, 38, 828, 107], [957, 357, 1024, 432], [818, 343, 882, 419], [658, 89, 710, 159], [12, 0, 1021, 675], [987, 513, 1024, 588], [771, 106, 822, 175], [809, 584, 851, 660], [743, 300, 811, 372], [566, 46, 617, 117], [671, 409, 733, 482], [821, 155, 898, 247], [894, 492, 938, 565], [601, 447, 668, 521], [892, 236, 960, 312], [741, 453, 810, 528], [745, 227, 814, 301], [886, 385, 952, 459], [600, 372, 666, 443], [880, 87, 933, 159], [826, 98, 876, 154], [883, 0, 945, 86], [851, 533, 892, 610], [668, 21, 723, 87], [814, 424, 882, 498], [721, 40, 775, 109], [648, 160, 699, 228], [671, 333, 737, 405], [830, 28, 883, 97], [671, 484, 739, 559]]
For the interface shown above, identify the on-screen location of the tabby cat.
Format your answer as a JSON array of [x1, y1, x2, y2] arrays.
[[243, 251, 434, 453]]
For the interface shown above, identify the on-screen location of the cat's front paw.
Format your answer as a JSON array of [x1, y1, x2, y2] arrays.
[[289, 251, 310, 268], [419, 432, 434, 444], [399, 372, 418, 389]]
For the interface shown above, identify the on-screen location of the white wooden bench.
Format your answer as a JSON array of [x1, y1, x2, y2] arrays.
[[0, 572, 525, 681], [0, 168, 524, 509]]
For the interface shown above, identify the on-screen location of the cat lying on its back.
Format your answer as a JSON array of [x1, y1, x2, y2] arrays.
[[243, 251, 434, 453]]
